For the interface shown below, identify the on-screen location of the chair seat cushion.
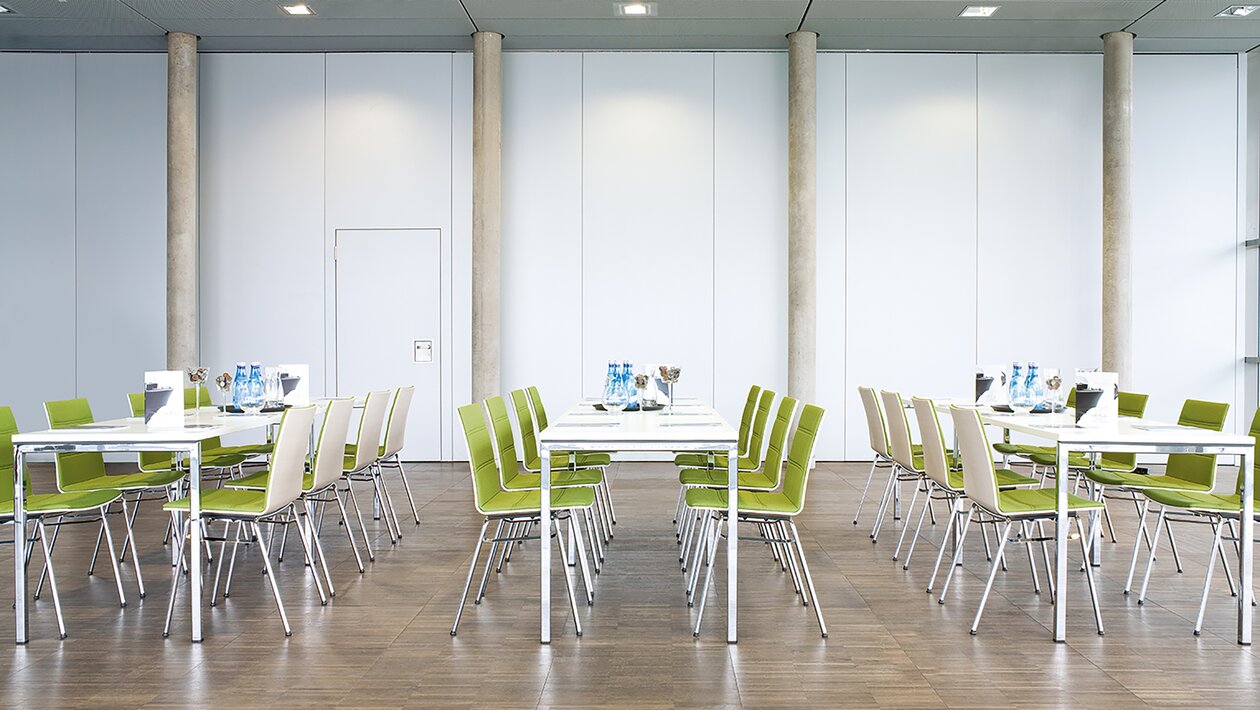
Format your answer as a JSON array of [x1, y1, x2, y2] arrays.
[[947, 467, 1039, 491], [1083, 470, 1211, 492], [480, 487, 596, 514], [503, 467, 604, 491], [62, 469, 185, 493], [683, 488, 800, 516], [0, 489, 122, 517], [227, 468, 314, 492], [997, 488, 1104, 516], [1027, 451, 1135, 472], [678, 469, 778, 491], [211, 443, 272, 458], [345, 443, 386, 458], [164, 489, 267, 516], [1143, 488, 1242, 512]]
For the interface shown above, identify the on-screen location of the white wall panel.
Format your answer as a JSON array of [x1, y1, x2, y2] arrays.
[[1133, 54, 1241, 430], [325, 53, 453, 459], [713, 53, 788, 427], [502, 52, 584, 418], [581, 53, 716, 403], [976, 54, 1102, 394], [844, 54, 979, 460], [0, 54, 77, 432], [816, 52, 847, 459], [75, 54, 167, 422], [199, 54, 326, 394]]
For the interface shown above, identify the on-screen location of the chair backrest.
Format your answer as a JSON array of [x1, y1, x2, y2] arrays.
[[260, 405, 317, 516], [858, 386, 890, 458], [126, 392, 177, 472], [758, 396, 798, 486], [380, 386, 416, 459], [485, 396, 526, 488], [183, 386, 213, 408], [346, 390, 390, 472], [310, 398, 355, 491], [1166, 399, 1230, 488], [950, 405, 1003, 513], [912, 398, 953, 489], [1118, 391, 1149, 418], [1229, 407, 1260, 501], [745, 388, 776, 466], [509, 389, 543, 470], [736, 385, 763, 456], [879, 390, 917, 471], [0, 406, 29, 503], [526, 386, 550, 431], [780, 404, 825, 513], [458, 402, 503, 513], [44, 398, 109, 491], [1096, 391, 1151, 470]]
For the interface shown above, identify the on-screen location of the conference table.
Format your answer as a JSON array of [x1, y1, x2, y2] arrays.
[[959, 404, 1255, 644], [10, 408, 280, 643], [537, 399, 739, 643]]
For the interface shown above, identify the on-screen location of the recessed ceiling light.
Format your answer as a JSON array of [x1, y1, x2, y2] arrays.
[[1217, 5, 1259, 16], [616, 2, 657, 17], [280, 3, 315, 16], [959, 5, 1000, 17]]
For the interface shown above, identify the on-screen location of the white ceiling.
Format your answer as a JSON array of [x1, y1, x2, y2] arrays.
[[0, 0, 1258, 53]]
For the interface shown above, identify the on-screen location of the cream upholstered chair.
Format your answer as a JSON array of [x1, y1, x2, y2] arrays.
[[853, 386, 894, 527], [340, 391, 392, 561]]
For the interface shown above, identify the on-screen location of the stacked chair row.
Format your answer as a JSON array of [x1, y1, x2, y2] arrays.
[[2, 384, 419, 638], [853, 384, 1256, 637], [672, 385, 829, 638], [452, 387, 615, 637]]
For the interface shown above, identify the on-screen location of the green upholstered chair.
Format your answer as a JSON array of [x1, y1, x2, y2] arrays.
[[940, 405, 1104, 636], [1, 406, 125, 639], [510, 388, 615, 548], [526, 386, 618, 527], [908, 398, 1040, 583], [486, 395, 604, 578], [1133, 407, 1260, 634], [674, 387, 774, 473], [163, 404, 321, 637], [339, 390, 392, 561], [452, 402, 594, 637], [680, 396, 798, 594], [228, 397, 357, 586], [1023, 391, 1150, 473], [44, 398, 187, 599], [673, 385, 761, 469], [184, 386, 273, 459], [992, 387, 1079, 458], [126, 392, 250, 474], [683, 404, 828, 638]]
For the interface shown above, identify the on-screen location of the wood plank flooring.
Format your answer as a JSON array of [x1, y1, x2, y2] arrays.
[[0, 460, 1257, 708]]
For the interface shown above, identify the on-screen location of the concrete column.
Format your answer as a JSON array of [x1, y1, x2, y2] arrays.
[[472, 31, 503, 402], [167, 31, 198, 372], [1102, 31, 1133, 386], [787, 31, 818, 403]]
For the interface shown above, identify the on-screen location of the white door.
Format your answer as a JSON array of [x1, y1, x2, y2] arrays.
[[334, 229, 442, 461]]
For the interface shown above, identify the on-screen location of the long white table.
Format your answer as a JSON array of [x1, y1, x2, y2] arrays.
[[967, 407, 1254, 644], [10, 408, 280, 643], [537, 400, 739, 643]]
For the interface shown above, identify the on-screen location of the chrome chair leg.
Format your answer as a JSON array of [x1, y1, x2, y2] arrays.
[[970, 520, 1013, 635], [892, 480, 923, 561], [35, 519, 67, 639], [389, 456, 421, 525], [1125, 498, 1152, 595], [252, 521, 292, 636], [1195, 516, 1226, 635], [331, 488, 366, 573], [571, 514, 594, 606], [1138, 506, 1169, 604], [1078, 516, 1104, 635], [853, 457, 880, 525], [1022, 521, 1040, 595], [902, 483, 935, 570], [693, 515, 724, 637], [344, 480, 376, 562], [686, 513, 713, 605], [673, 486, 685, 526], [870, 465, 898, 541], [790, 520, 827, 637], [926, 497, 960, 594], [293, 506, 327, 605], [553, 516, 583, 636], [779, 520, 805, 600], [163, 520, 189, 638], [476, 520, 505, 604], [451, 519, 490, 636], [938, 506, 975, 603]]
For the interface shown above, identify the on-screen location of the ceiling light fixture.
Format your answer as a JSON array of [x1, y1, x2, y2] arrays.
[[1217, 5, 1259, 16], [616, 2, 657, 17], [280, 3, 315, 16], [959, 5, 1000, 17], [0, 4, 12, 13]]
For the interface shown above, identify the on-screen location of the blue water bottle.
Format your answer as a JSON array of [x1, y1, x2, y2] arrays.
[[232, 362, 248, 409], [1026, 362, 1043, 409], [246, 362, 264, 412], [1009, 362, 1025, 406], [623, 361, 638, 409]]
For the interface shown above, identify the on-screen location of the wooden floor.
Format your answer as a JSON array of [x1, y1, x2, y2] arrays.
[[1, 459, 1257, 708]]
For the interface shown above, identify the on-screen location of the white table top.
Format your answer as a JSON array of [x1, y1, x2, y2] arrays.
[[11, 407, 280, 446], [937, 401, 1253, 449], [538, 399, 737, 451]]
